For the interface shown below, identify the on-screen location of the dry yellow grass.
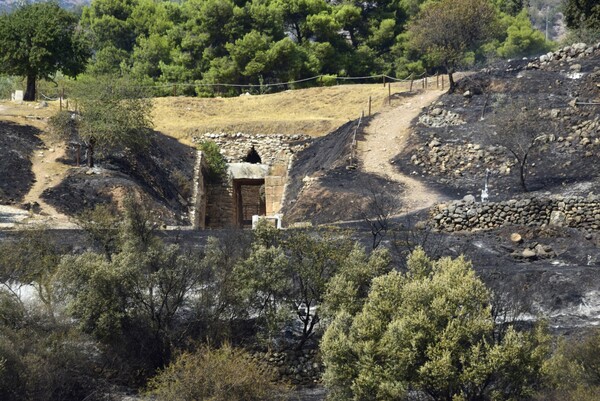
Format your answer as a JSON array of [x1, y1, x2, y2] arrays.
[[1, 81, 428, 145], [152, 82, 418, 144]]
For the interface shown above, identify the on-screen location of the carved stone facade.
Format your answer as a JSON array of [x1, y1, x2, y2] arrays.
[[193, 133, 310, 228]]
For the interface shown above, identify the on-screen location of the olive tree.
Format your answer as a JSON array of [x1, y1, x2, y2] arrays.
[[408, 0, 499, 92], [0, 3, 89, 101], [50, 74, 153, 167], [321, 248, 550, 401]]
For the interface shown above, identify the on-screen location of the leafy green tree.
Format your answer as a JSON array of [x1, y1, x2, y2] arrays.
[[0, 228, 62, 316], [0, 2, 89, 101], [564, 0, 600, 31], [497, 10, 554, 58], [322, 248, 550, 401], [539, 330, 600, 400], [281, 228, 354, 348], [198, 140, 228, 183], [494, 0, 527, 16], [322, 245, 391, 318], [55, 200, 206, 370], [275, 0, 329, 43], [234, 224, 290, 343], [50, 74, 153, 167], [80, 0, 138, 52], [408, 0, 500, 92]]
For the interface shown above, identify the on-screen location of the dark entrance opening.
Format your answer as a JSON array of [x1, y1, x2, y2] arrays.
[[244, 146, 262, 164], [233, 178, 266, 227]]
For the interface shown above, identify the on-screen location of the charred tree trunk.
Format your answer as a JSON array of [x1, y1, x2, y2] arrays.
[[519, 154, 528, 192], [447, 71, 456, 94], [24, 74, 36, 101], [86, 138, 96, 168]]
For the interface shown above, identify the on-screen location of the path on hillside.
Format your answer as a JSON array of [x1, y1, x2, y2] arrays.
[[357, 89, 449, 213], [22, 141, 77, 228]]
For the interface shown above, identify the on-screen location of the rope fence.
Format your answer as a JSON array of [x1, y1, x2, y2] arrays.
[[37, 71, 451, 101]]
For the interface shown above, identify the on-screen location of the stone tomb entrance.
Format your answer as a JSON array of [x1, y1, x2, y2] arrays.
[[234, 179, 266, 227], [229, 163, 269, 228]]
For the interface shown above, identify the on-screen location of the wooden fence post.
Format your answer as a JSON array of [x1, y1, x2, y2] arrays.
[[442, 75, 445, 90], [437, 73, 440, 89], [383, 75, 386, 87], [410, 78, 414, 92], [388, 83, 391, 105], [368, 96, 372, 116]]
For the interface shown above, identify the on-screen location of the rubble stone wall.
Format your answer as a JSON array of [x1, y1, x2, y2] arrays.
[[193, 132, 311, 164], [432, 196, 600, 232]]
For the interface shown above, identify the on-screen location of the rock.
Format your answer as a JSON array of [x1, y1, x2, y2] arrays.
[[510, 233, 523, 243], [549, 210, 567, 227], [463, 194, 476, 204], [430, 108, 443, 116], [428, 139, 441, 148], [522, 248, 537, 259], [570, 63, 582, 72], [550, 109, 561, 118], [534, 244, 550, 258], [463, 90, 472, 98]]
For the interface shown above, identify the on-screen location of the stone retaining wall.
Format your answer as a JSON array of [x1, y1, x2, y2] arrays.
[[256, 348, 323, 385], [432, 196, 600, 232]]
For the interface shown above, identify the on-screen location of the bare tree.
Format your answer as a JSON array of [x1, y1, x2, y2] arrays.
[[489, 98, 548, 192], [356, 179, 403, 249]]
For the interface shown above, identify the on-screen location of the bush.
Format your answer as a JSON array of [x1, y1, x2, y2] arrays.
[[322, 248, 550, 401], [320, 74, 338, 86], [146, 344, 285, 401], [198, 140, 228, 183]]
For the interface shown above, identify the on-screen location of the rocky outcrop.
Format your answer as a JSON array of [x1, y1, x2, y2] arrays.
[[527, 42, 600, 70], [432, 195, 600, 232]]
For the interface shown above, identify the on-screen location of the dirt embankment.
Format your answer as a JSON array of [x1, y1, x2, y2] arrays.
[[282, 87, 451, 224], [282, 119, 406, 225], [41, 132, 197, 226]]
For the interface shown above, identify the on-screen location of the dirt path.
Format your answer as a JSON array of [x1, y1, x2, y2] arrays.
[[0, 112, 77, 228], [22, 139, 78, 228], [357, 89, 449, 213]]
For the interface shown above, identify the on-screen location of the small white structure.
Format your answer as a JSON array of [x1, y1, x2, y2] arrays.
[[11, 90, 23, 102], [252, 214, 283, 229], [481, 168, 491, 203]]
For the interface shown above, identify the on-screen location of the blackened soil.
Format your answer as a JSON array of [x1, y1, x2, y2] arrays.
[[0, 121, 43, 204], [393, 52, 600, 201], [42, 131, 196, 225], [283, 119, 406, 225]]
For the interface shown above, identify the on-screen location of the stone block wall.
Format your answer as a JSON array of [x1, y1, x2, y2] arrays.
[[190, 151, 208, 228], [206, 181, 235, 228], [432, 196, 600, 232]]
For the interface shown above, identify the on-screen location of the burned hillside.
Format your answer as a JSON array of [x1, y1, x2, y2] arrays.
[[0, 121, 43, 204], [397, 42, 600, 200], [41, 131, 196, 225]]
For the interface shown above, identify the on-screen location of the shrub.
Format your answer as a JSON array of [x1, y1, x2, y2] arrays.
[[198, 140, 227, 183], [320, 75, 338, 86], [146, 344, 285, 401]]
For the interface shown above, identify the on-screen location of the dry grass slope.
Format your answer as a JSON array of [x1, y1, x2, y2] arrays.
[[152, 83, 416, 143]]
